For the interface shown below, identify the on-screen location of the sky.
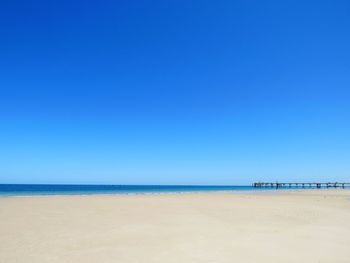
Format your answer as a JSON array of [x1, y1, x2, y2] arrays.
[[0, 0, 349, 185]]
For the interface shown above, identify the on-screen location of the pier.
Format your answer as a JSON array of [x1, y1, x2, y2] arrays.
[[253, 182, 350, 189]]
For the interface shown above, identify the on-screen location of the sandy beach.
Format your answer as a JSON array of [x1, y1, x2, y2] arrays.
[[1, 190, 350, 263]]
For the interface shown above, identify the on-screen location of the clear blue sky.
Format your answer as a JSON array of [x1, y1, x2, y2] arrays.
[[0, 0, 349, 184]]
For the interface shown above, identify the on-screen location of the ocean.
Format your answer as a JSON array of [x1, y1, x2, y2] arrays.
[[0, 184, 337, 196], [0, 184, 263, 196]]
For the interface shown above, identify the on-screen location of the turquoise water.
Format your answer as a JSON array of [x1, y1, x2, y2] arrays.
[[0, 184, 262, 196], [0, 184, 338, 196]]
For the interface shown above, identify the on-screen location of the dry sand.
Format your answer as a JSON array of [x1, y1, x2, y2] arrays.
[[1, 190, 350, 263]]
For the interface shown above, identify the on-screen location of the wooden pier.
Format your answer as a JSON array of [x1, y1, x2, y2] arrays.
[[253, 182, 350, 189]]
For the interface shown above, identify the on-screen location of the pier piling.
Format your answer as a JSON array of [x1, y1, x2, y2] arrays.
[[253, 182, 350, 189]]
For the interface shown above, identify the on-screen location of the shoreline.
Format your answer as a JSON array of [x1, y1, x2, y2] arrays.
[[1, 187, 349, 198]]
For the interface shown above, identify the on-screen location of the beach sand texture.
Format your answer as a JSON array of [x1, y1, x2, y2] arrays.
[[1, 190, 350, 263]]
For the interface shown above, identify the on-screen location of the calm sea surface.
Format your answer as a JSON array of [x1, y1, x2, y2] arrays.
[[0, 184, 272, 196]]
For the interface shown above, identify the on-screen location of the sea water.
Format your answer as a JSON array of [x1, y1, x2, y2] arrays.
[[0, 184, 268, 196]]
